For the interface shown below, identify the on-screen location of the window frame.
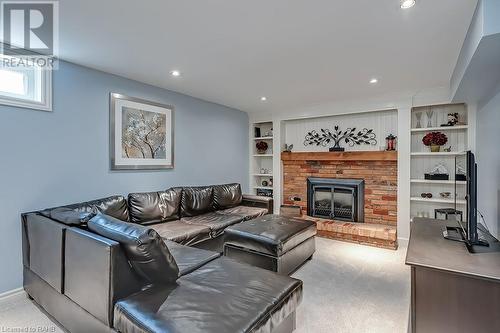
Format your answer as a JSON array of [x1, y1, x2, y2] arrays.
[[0, 53, 53, 112]]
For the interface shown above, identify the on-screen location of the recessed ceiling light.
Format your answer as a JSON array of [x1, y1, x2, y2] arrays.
[[260, 96, 267, 102], [400, 0, 415, 9], [170, 70, 181, 77], [369, 78, 378, 84]]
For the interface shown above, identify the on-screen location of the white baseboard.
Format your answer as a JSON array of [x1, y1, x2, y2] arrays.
[[398, 237, 409, 248], [0, 287, 24, 301]]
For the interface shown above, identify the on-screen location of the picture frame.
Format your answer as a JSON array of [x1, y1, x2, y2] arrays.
[[110, 93, 174, 170]]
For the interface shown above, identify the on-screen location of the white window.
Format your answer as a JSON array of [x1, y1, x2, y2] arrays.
[[0, 54, 52, 111]]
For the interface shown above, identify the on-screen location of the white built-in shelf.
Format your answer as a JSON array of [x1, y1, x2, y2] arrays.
[[254, 186, 273, 190], [251, 121, 274, 199], [410, 125, 468, 132], [411, 152, 466, 156], [410, 197, 467, 205], [410, 179, 466, 185], [409, 104, 469, 220]]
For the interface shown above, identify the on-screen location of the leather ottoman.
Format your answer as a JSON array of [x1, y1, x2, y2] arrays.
[[224, 215, 316, 275]]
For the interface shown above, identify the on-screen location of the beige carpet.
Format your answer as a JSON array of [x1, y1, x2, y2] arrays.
[[292, 238, 410, 333], [0, 237, 410, 333]]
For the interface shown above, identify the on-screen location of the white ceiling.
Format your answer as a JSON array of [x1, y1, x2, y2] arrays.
[[59, 0, 477, 113]]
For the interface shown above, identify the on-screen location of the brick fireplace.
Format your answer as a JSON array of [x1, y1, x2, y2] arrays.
[[282, 151, 398, 249]]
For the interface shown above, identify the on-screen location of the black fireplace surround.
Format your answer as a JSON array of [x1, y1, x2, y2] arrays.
[[307, 177, 364, 222]]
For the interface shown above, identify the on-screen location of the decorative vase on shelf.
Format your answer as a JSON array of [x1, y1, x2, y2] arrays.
[[422, 132, 447, 153], [430, 145, 441, 152], [256, 141, 268, 154], [415, 112, 422, 128], [426, 110, 434, 128]]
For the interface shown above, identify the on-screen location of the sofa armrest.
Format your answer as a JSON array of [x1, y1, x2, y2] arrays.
[[22, 213, 66, 293], [64, 227, 145, 327], [241, 194, 274, 214]]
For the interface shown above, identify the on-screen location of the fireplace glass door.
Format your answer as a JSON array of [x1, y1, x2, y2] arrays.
[[312, 186, 355, 221]]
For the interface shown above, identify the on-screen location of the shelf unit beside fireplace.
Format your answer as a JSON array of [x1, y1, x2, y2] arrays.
[[250, 121, 274, 198], [409, 103, 470, 220]]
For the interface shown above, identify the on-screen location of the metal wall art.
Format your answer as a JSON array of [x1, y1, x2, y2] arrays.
[[303, 126, 377, 151]]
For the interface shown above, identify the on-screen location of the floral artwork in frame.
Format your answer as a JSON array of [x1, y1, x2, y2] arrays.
[[110, 93, 174, 170]]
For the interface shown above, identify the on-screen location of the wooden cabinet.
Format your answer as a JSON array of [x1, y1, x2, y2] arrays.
[[406, 218, 500, 333]]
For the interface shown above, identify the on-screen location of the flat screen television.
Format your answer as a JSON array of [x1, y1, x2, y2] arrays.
[[444, 151, 488, 249], [465, 151, 481, 244]]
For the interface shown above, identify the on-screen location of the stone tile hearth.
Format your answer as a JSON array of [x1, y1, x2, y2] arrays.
[[303, 216, 398, 249]]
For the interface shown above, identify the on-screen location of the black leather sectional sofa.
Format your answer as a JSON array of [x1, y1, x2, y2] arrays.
[[21, 184, 303, 333]]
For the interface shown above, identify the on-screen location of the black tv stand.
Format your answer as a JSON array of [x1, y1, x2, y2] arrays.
[[443, 224, 493, 253], [442, 226, 467, 243]]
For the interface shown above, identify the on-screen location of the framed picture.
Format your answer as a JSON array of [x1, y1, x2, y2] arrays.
[[110, 93, 174, 170]]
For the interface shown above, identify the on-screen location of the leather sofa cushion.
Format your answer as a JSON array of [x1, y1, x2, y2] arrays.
[[181, 186, 214, 217], [224, 215, 317, 256], [212, 183, 242, 209], [88, 214, 179, 285], [181, 212, 243, 237], [149, 221, 211, 246], [217, 205, 268, 221], [128, 188, 182, 224], [113, 257, 302, 333], [164, 240, 220, 276], [40, 195, 130, 224]]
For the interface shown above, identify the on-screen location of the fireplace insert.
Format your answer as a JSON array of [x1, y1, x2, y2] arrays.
[[307, 177, 364, 222]]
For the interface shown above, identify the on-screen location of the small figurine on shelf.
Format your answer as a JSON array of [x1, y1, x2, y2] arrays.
[[385, 134, 397, 151], [441, 113, 459, 126], [425, 163, 450, 180], [443, 146, 452, 152], [284, 144, 294, 152]]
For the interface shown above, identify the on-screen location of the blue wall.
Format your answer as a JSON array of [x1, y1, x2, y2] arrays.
[[0, 61, 249, 294], [477, 83, 500, 239]]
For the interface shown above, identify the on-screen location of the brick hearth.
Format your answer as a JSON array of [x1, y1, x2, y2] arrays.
[[282, 151, 398, 249]]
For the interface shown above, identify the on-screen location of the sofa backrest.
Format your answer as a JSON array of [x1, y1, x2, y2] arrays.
[[128, 188, 182, 225], [212, 183, 242, 209], [40, 195, 130, 224], [128, 184, 243, 222], [180, 186, 215, 217]]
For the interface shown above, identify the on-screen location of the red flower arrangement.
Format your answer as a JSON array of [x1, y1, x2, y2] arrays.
[[256, 141, 268, 153], [422, 132, 448, 146]]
